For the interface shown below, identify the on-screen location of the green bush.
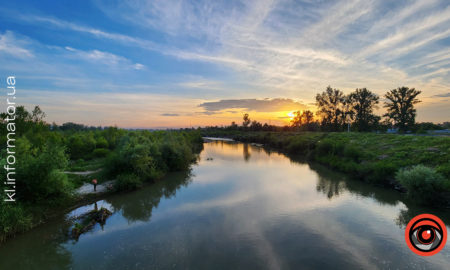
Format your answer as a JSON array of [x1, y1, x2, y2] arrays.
[[365, 161, 397, 185], [15, 138, 71, 202], [316, 140, 333, 155], [286, 137, 310, 154], [92, 148, 110, 158], [343, 145, 363, 162], [95, 136, 109, 149], [114, 173, 143, 191], [396, 165, 447, 205]]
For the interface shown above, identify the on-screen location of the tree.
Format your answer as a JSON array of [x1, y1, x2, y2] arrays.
[[290, 111, 303, 128], [291, 110, 315, 130], [242, 113, 251, 128], [315, 86, 345, 131], [250, 120, 262, 131], [229, 121, 238, 130], [384, 87, 421, 133], [31, 106, 46, 123], [349, 88, 380, 131], [302, 110, 314, 125]]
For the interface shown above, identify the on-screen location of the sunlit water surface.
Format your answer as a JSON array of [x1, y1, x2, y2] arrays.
[[1, 141, 449, 269]]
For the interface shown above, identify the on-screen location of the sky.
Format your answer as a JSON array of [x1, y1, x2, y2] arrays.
[[0, 0, 449, 128]]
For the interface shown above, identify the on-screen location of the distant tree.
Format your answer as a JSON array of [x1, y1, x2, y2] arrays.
[[290, 111, 303, 128], [302, 110, 314, 125], [384, 87, 421, 133], [31, 106, 46, 123], [242, 113, 251, 128], [250, 120, 263, 131], [291, 110, 315, 130], [440, 122, 450, 129], [349, 88, 380, 131], [229, 121, 238, 130], [315, 86, 345, 131]]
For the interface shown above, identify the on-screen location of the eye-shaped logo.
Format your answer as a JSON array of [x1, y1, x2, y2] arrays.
[[405, 214, 447, 256]]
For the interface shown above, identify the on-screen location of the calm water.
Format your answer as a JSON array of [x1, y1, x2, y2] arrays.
[[1, 141, 450, 269]]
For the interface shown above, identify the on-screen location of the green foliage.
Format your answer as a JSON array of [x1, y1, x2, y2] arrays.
[[315, 86, 346, 131], [14, 138, 70, 202], [114, 173, 143, 191], [95, 136, 109, 149], [104, 130, 201, 183], [67, 133, 96, 159], [396, 165, 447, 205], [316, 140, 333, 155], [92, 148, 110, 158], [384, 87, 421, 133], [0, 199, 33, 242], [348, 88, 380, 131], [343, 145, 363, 162]]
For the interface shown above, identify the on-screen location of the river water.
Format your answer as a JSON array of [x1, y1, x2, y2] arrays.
[[1, 140, 449, 269]]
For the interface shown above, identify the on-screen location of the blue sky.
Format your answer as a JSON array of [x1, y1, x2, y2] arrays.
[[0, 0, 449, 128]]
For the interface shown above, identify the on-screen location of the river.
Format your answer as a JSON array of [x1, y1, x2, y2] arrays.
[[0, 140, 449, 269]]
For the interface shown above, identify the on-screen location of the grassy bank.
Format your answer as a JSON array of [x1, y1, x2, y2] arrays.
[[203, 130, 450, 206], [0, 110, 203, 243]]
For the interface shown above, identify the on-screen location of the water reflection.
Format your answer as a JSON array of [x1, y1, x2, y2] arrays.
[[1, 141, 449, 270], [243, 143, 251, 161], [108, 171, 193, 223]]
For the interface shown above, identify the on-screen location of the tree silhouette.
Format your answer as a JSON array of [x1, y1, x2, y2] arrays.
[[31, 105, 46, 123], [349, 88, 380, 131], [315, 86, 345, 131], [290, 111, 303, 128], [291, 110, 315, 130], [302, 110, 314, 125], [242, 113, 251, 128], [384, 87, 421, 133]]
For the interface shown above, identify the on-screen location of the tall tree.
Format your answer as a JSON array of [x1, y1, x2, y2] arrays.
[[384, 87, 421, 133], [242, 113, 251, 128], [349, 88, 380, 131], [315, 86, 345, 131]]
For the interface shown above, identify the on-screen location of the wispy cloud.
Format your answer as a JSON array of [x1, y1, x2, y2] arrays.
[[433, 92, 450, 97], [64, 46, 145, 69], [0, 31, 34, 58]]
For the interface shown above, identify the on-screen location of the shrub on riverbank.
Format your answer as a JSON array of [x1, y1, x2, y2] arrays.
[[104, 130, 202, 191], [114, 173, 142, 191], [396, 165, 447, 205], [0, 198, 33, 242]]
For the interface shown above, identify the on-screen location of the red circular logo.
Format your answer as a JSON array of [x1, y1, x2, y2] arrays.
[[405, 214, 447, 256]]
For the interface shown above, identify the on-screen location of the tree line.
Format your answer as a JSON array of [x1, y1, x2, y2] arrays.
[[314, 86, 421, 133], [218, 86, 447, 133]]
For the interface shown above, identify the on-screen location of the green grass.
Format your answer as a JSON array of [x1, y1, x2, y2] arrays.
[[67, 158, 106, 172]]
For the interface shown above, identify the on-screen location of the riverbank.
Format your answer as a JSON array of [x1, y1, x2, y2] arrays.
[[202, 131, 450, 206]]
